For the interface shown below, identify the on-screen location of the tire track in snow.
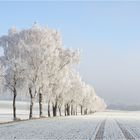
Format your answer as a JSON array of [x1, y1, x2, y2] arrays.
[[90, 119, 106, 140], [89, 120, 101, 140], [103, 118, 126, 140], [116, 120, 135, 140]]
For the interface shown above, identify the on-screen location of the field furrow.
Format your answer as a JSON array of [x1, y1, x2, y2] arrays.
[[103, 118, 125, 140], [116, 120, 135, 139]]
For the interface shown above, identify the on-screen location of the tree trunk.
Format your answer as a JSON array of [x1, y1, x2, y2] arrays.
[[73, 110, 75, 115], [58, 106, 61, 116], [84, 108, 88, 115], [71, 104, 73, 115], [64, 105, 67, 116], [52, 106, 57, 116], [75, 106, 77, 115], [52, 101, 57, 117], [29, 88, 34, 119], [39, 92, 43, 117], [89, 109, 92, 114], [13, 88, 17, 120], [66, 104, 70, 116], [80, 105, 83, 115], [48, 100, 51, 117]]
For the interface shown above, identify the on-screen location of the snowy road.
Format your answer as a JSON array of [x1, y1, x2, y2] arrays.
[[0, 111, 140, 140]]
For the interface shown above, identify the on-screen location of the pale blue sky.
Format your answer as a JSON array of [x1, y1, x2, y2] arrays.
[[0, 1, 140, 105]]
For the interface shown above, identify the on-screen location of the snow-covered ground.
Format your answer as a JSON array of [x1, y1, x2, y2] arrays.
[[0, 100, 40, 122], [0, 101, 140, 139]]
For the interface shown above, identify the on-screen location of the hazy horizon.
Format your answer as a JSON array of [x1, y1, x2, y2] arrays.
[[0, 1, 140, 105]]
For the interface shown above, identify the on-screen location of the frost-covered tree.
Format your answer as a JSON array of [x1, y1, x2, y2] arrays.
[[0, 28, 25, 120], [0, 24, 107, 120], [49, 50, 79, 117], [64, 70, 83, 115], [9, 24, 57, 118], [0, 62, 5, 94]]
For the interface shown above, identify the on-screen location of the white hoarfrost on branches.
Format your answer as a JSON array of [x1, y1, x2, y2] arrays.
[[0, 23, 106, 120]]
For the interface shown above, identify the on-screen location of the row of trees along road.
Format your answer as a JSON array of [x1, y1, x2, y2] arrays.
[[0, 24, 106, 120]]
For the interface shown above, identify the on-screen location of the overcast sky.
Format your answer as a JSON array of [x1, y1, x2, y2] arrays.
[[0, 1, 140, 105]]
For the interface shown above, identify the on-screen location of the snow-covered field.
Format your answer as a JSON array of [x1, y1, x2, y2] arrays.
[[0, 100, 40, 123], [0, 110, 140, 139]]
